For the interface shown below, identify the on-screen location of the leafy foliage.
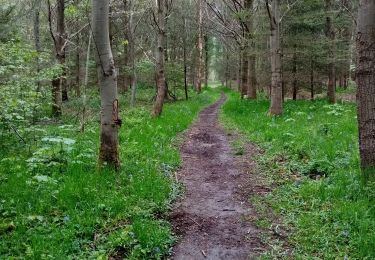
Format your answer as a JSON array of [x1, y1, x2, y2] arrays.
[[0, 88, 218, 259]]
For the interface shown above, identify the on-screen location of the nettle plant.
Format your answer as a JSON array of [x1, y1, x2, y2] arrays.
[[25, 131, 97, 175], [1, 44, 35, 129], [0, 40, 85, 176], [0, 40, 64, 151], [324, 104, 347, 116], [26, 136, 76, 174]]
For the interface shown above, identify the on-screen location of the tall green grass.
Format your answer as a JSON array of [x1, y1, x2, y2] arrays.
[[221, 89, 375, 259], [0, 88, 218, 259]]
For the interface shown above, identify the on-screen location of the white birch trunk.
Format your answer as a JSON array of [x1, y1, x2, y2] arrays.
[[92, 0, 121, 169]]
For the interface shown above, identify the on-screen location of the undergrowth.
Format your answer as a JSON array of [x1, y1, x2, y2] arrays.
[[221, 88, 375, 259], [0, 87, 218, 259]]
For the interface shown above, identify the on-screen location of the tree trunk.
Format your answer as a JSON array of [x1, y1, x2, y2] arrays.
[[51, 78, 62, 117], [356, 0, 375, 181], [164, 11, 169, 62], [57, 0, 68, 102], [310, 57, 314, 100], [34, 5, 41, 59], [123, 0, 131, 93], [195, 0, 204, 93], [75, 45, 81, 97], [339, 76, 343, 88], [237, 51, 241, 91], [292, 45, 297, 100], [268, 0, 283, 115], [245, 0, 257, 99], [325, 0, 336, 104], [183, 16, 188, 100], [342, 0, 353, 91], [92, 0, 121, 169], [34, 1, 41, 91], [240, 47, 249, 99], [163, 6, 172, 101], [344, 73, 350, 89], [153, 0, 167, 117], [74, 0, 81, 97], [80, 32, 92, 133], [225, 49, 230, 88], [247, 55, 257, 99], [124, 0, 137, 107], [129, 49, 136, 108], [280, 19, 285, 103], [204, 35, 209, 88], [48, 0, 66, 116]]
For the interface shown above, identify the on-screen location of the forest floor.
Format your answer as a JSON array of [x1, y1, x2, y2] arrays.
[[0, 88, 221, 259], [170, 94, 268, 259], [2, 86, 373, 259], [220, 88, 375, 259]]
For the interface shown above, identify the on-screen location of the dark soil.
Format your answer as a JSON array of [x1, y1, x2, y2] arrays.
[[170, 94, 266, 260]]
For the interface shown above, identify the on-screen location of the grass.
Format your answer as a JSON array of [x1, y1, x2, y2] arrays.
[[0, 87, 219, 259], [220, 88, 375, 259]]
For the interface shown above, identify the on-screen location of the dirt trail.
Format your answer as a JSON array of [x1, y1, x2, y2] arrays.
[[171, 94, 264, 260]]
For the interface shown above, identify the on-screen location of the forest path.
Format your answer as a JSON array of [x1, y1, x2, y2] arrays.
[[170, 94, 264, 260]]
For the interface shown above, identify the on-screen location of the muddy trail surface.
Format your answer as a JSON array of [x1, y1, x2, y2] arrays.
[[170, 94, 264, 260]]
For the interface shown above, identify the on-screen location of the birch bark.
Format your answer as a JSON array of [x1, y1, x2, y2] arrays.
[[92, 0, 121, 169]]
